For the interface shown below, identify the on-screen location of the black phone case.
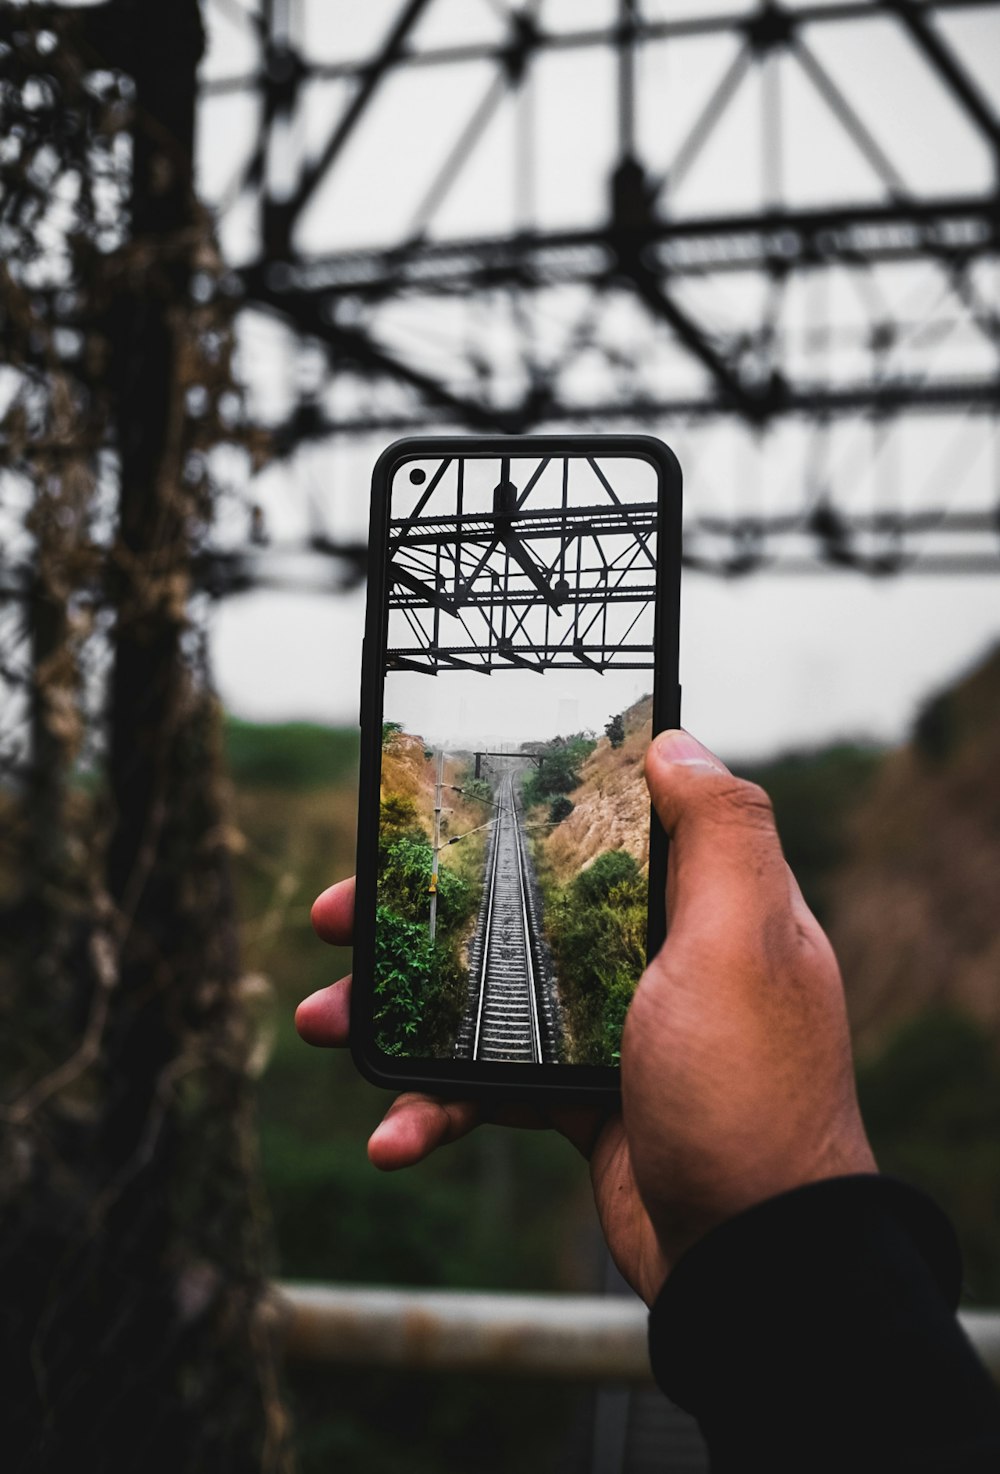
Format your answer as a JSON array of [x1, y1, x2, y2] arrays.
[[353, 434, 682, 1104]]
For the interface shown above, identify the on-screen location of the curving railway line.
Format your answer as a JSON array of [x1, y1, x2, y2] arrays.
[[471, 769, 543, 1063]]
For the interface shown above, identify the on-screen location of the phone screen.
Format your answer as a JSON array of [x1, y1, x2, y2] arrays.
[[368, 443, 674, 1079]]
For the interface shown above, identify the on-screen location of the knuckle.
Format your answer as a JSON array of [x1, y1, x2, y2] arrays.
[[709, 775, 776, 830]]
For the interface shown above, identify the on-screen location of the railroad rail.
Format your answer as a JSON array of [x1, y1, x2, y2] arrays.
[[472, 769, 543, 1064]]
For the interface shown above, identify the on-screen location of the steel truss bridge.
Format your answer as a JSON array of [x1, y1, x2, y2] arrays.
[[386, 452, 658, 673], [192, 0, 1000, 580], [13, 0, 1000, 579]]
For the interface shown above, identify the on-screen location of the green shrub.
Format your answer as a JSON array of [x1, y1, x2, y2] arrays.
[[604, 712, 625, 749], [549, 795, 573, 825], [546, 850, 647, 1065], [572, 849, 641, 908], [461, 776, 494, 807], [377, 837, 472, 929], [373, 905, 465, 1057], [379, 793, 426, 857], [521, 734, 596, 807]]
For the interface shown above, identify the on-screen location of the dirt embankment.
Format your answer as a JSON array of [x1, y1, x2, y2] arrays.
[[380, 732, 436, 833], [380, 733, 488, 845], [540, 695, 652, 885]]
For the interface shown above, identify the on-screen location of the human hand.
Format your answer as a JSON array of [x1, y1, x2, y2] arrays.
[[296, 730, 876, 1305], [619, 730, 876, 1288]]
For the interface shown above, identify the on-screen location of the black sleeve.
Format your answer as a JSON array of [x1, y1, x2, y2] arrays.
[[647, 1175, 1000, 1473]]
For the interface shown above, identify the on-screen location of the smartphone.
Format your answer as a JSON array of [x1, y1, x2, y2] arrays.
[[353, 435, 681, 1103]]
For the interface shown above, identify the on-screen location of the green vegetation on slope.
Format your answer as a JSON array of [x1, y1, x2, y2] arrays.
[[374, 744, 481, 1058], [521, 733, 596, 807], [544, 849, 647, 1065]]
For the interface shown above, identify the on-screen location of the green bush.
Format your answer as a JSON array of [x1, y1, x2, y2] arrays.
[[604, 712, 625, 749], [379, 793, 425, 851], [378, 837, 472, 929], [460, 776, 494, 808], [521, 734, 596, 807], [547, 850, 647, 1065], [549, 795, 573, 825], [572, 848, 641, 908], [373, 905, 465, 1057]]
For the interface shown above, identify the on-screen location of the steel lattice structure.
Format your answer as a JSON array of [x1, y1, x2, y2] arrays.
[[193, 0, 1000, 578], [6, 2, 999, 580], [385, 452, 659, 673]]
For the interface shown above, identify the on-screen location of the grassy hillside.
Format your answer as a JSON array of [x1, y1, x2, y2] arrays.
[[374, 729, 493, 1058], [539, 695, 652, 885], [521, 700, 651, 1064]]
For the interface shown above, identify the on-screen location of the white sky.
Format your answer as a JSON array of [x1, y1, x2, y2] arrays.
[[201, 2, 1000, 762], [211, 572, 1000, 762], [381, 665, 654, 750]]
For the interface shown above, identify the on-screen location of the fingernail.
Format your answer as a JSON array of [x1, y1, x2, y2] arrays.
[[652, 729, 721, 769]]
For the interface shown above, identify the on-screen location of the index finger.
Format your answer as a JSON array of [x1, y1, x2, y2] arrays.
[[311, 876, 356, 945]]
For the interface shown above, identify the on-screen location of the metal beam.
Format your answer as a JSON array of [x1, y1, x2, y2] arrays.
[[388, 562, 458, 616], [240, 194, 999, 298], [268, 1283, 1000, 1386], [201, 1, 1000, 95], [888, 0, 1000, 155], [279, 0, 433, 232], [265, 378, 1000, 449]]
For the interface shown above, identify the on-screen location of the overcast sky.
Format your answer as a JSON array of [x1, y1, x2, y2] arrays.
[[201, 2, 1000, 763], [210, 571, 999, 762]]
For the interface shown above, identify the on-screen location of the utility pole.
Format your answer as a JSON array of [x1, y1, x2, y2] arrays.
[[429, 748, 444, 940]]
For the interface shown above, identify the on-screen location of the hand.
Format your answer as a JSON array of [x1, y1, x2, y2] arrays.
[[296, 730, 876, 1305]]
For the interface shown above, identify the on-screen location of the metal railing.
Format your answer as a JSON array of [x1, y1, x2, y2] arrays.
[[269, 1284, 1000, 1386]]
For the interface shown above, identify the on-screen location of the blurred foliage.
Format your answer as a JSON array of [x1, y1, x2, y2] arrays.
[[912, 690, 956, 764], [604, 713, 625, 749], [0, 8, 288, 1467], [226, 717, 359, 791], [741, 742, 883, 921], [857, 1009, 1000, 1303], [227, 722, 598, 1472], [741, 728, 1000, 1304]]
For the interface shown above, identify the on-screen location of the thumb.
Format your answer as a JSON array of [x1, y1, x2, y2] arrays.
[[644, 730, 789, 945]]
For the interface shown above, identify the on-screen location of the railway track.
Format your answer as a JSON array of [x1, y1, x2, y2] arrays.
[[472, 769, 542, 1063]]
